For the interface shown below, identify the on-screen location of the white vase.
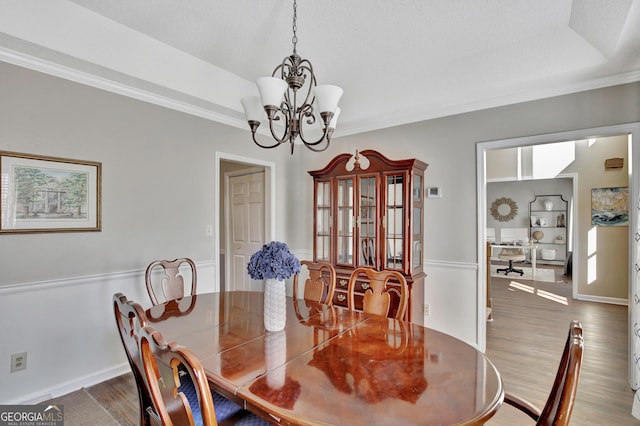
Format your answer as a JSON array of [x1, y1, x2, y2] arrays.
[[264, 278, 286, 332]]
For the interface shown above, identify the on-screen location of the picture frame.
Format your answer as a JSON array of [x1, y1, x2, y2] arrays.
[[591, 186, 629, 226], [0, 151, 102, 234]]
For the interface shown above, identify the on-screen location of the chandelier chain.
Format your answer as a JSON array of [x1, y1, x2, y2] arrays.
[[291, 0, 298, 54]]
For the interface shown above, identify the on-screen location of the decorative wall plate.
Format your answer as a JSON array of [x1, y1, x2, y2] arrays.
[[490, 197, 518, 222]]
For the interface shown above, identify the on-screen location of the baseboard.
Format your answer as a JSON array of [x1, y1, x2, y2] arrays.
[[576, 294, 628, 306], [10, 363, 131, 405]]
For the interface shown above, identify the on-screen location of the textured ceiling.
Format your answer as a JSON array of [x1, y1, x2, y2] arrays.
[[1, 0, 639, 137]]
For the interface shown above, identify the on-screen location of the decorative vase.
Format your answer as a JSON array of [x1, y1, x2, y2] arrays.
[[264, 278, 286, 332], [544, 199, 554, 211]]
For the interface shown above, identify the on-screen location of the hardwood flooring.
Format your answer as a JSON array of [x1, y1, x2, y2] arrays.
[[486, 263, 637, 425], [48, 266, 639, 424]]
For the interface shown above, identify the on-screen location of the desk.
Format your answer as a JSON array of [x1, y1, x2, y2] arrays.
[[490, 243, 537, 277], [146, 292, 504, 425]]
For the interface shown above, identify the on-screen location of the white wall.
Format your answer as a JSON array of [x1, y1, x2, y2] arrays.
[[1, 59, 639, 403]]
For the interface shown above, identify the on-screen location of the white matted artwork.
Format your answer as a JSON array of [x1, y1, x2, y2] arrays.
[[0, 151, 102, 233]]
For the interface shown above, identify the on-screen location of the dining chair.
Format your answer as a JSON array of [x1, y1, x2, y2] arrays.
[[145, 258, 197, 305], [113, 292, 155, 426], [139, 325, 269, 426], [292, 260, 336, 305], [347, 267, 408, 319], [503, 320, 584, 426]]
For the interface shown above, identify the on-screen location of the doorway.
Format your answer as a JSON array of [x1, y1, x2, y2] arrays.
[[225, 168, 265, 291], [476, 122, 640, 385], [214, 152, 276, 293]]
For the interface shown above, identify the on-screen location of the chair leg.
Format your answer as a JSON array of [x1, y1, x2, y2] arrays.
[[496, 260, 524, 276]]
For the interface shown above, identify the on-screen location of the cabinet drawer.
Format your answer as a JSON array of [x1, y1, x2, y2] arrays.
[[333, 290, 348, 307], [332, 290, 363, 310], [335, 276, 376, 293], [336, 277, 349, 289]]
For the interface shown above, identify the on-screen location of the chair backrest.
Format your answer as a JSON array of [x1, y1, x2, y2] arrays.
[[293, 260, 336, 305], [113, 293, 154, 426], [145, 258, 197, 305], [498, 247, 526, 260], [139, 325, 218, 426], [347, 267, 408, 319], [504, 320, 584, 426]]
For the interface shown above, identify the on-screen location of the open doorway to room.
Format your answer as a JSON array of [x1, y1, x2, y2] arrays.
[[476, 123, 639, 384], [214, 152, 276, 293], [486, 154, 577, 296]]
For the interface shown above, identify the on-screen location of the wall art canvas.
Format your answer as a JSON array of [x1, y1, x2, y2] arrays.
[[591, 186, 628, 226], [0, 151, 101, 233]]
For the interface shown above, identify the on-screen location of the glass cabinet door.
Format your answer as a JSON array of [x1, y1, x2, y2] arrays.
[[315, 180, 331, 262], [336, 177, 354, 265], [411, 172, 423, 271], [385, 173, 405, 269], [358, 176, 378, 266]]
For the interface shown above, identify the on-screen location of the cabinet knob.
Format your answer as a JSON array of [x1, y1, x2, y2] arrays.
[[361, 283, 370, 290], [339, 279, 348, 287], [337, 294, 346, 302]]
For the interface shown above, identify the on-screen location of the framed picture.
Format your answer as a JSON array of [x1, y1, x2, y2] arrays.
[[591, 187, 629, 226], [0, 151, 102, 234], [530, 215, 540, 226]]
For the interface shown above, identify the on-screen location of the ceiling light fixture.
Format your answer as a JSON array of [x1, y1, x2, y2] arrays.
[[241, 0, 343, 154]]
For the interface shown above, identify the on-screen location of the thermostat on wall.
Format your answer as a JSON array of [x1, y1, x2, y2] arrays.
[[427, 186, 442, 198]]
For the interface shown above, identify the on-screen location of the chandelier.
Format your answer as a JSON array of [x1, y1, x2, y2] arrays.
[[241, 0, 343, 154]]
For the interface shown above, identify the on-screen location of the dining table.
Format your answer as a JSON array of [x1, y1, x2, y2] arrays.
[[145, 291, 504, 425]]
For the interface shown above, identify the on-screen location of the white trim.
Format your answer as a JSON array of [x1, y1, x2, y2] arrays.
[[0, 260, 215, 295], [0, 47, 248, 131], [7, 363, 131, 405], [214, 152, 276, 293], [424, 259, 478, 270], [4, 46, 639, 140], [575, 295, 628, 306]]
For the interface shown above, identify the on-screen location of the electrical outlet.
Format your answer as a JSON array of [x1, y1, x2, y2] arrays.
[[424, 304, 430, 316], [11, 352, 27, 373], [205, 225, 213, 237]]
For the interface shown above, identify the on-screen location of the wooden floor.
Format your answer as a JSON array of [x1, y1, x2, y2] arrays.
[[486, 263, 637, 425], [57, 265, 639, 425]]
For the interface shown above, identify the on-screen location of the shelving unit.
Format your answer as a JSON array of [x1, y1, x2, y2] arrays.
[[529, 194, 568, 265]]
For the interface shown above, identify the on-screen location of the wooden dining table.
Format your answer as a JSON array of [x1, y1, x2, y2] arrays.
[[145, 291, 504, 425]]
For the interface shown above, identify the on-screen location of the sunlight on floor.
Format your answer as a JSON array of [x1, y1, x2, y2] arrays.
[[508, 281, 568, 305]]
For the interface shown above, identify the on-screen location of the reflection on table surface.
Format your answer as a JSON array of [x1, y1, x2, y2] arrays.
[[146, 291, 503, 425]]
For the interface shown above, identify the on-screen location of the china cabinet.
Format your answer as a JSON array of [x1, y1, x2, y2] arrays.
[[308, 150, 427, 323], [529, 194, 568, 264]]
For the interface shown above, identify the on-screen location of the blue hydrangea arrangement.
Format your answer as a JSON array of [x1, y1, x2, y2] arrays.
[[247, 241, 301, 281]]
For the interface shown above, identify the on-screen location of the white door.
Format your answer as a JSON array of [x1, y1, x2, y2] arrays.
[[227, 170, 265, 291]]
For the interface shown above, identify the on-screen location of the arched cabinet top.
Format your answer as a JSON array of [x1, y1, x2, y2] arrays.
[[308, 149, 428, 178]]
